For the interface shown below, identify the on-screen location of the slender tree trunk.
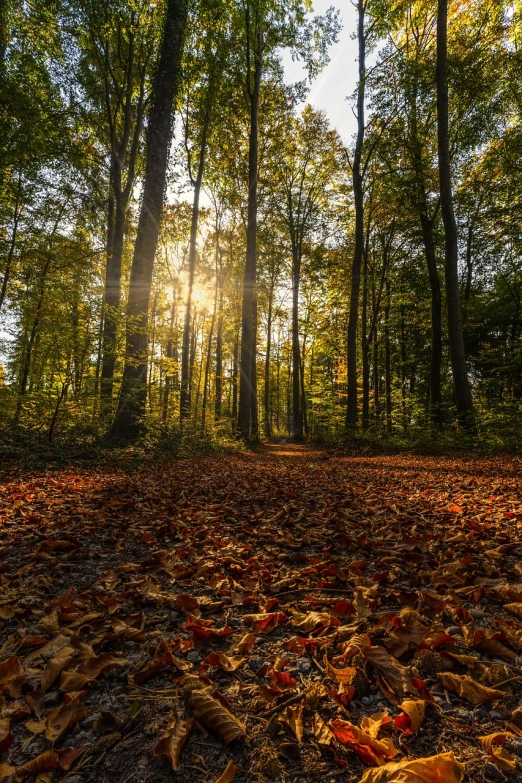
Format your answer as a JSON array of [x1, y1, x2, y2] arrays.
[[111, 0, 187, 439], [300, 349, 308, 437], [400, 300, 407, 430], [101, 175, 124, 411], [464, 224, 473, 302], [162, 294, 176, 422], [346, 0, 366, 433], [202, 276, 218, 427], [264, 277, 274, 438], [410, 84, 442, 427], [238, 23, 262, 439], [181, 134, 208, 420], [384, 278, 392, 434], [292, 248, 303, 441], [215, 275, 223, 420], [419, 209, 443, 427], [250, 297, 259, 438], [232, 334, 239, 423], [436, 0, 474, 427], [361, 239, 369, 431]]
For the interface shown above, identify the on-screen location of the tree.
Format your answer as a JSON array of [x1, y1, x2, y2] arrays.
[[436, 0, 474, 426], [111, 0, 188, 438]]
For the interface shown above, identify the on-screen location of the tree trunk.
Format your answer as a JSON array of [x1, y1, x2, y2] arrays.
[[419, 209, 443, 427], [202, 275, 218, 427], [292, 248, 303, 441], [264, 277, 274, 438], [436, 0, 474, 427], [238, 22, 262, 439], [384, 278, 392, 434], [181, 127, 209, 420], [346, 0, 366, 433], [215, 275, 223, 420], [110, 0, 187, 439], [162, 294, 176, 422], [101, 173, 124, 412], [361, 237, 369, 431], [410, 81, 443, 427], [232, 334, 239, 423]]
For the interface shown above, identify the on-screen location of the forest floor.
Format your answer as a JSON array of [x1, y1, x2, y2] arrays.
[[1, 444, 522, 783]]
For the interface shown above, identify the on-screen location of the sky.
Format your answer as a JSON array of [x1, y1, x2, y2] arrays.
[[281, 0, 359, 143]]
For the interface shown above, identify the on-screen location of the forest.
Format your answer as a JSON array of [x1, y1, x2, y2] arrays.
[[2, 3, 522, 783], [1, 0, 521, 451]]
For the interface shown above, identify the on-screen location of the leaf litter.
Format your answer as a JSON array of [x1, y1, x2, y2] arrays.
[[0, 443, 521, 781]]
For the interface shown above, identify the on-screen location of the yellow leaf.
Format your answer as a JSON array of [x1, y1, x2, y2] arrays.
[[438, 673, 504, 704], [359, 751, 465, 782]]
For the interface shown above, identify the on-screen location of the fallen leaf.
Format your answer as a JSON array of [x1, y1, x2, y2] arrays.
[[188, 688, 245, 744], [153, 710, 194, 771], [213, 760, 238, 783], [438, 673, 504, 704], [359, 751, 465, 782]]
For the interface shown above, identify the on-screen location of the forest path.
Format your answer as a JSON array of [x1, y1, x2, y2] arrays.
[[1, 450, 521, 781]]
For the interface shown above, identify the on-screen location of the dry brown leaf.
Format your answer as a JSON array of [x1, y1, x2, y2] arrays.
[[479, 732, 517, 771], [363, 646, 419, 702], [203, 652, 245, 671], [505, 603, 522, 620], [60, 653, 124, 692], [438, 672, 504, 704], [188, 688, 245, 744], [153, 710, 194, 771], [234, 633, 256, 654], [395, 699, 425, 734], [359, 751, 465, 782], [313, 713, 334, 745], [330, 718, 398, 763], [278, 704, 303, 743], [324, 657, 357, 685], [213, 761, 238, 783], [44, 698, 88, 742], [0, 764, 15, 782], [39, 647, 76, 692], [16, 747, 85, 778], [495, 617, 522, 651]]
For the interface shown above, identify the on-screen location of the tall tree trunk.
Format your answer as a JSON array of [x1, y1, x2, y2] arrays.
[[180, 125, 209, 420], [384, 278, 392, 434], [100, 44, 146, 416], [346, 0, 366, 432], [250, 297, 259, 438], [162, 294, 176, 422], [292, 248, 303, 441], [400, 299, 407, 429], [410, 84, 442, 427], [215, 275, 223, 420], [238, 21, 262, 439], [436, 0, 474, 426], [464, 223, 473, 302], [419, 209, 443, 427], [264, 277, 274, 438], [361, 236, 370, 431], [101, 173, 124, 412], [202, 275, 218, 427], [111, 0, 187, 438], [232, 334, 239, 423], [300, 345, 308, 437]]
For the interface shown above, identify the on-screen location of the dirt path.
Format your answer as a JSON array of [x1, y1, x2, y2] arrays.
[[1, 448, 522, 782]]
